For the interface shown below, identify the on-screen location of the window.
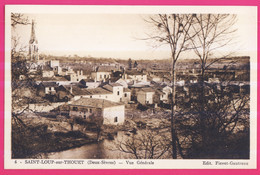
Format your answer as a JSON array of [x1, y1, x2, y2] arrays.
[[117, 91, 120, 95], [84, 115, 86, 119], [90, 109, 92, 113], [104, 75, 106, 78], [114, 117, 118, 123], [49, 87, 51, 90], [100, 75, 102, 78], [86, 109, 88, 112], [90, 96, 92, 98], [125, 93, 127, 97], [73, 107, 78, 111]]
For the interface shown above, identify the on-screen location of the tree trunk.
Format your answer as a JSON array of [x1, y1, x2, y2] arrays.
[[171, 63, 177, 159], [200, 66, 207, 149]]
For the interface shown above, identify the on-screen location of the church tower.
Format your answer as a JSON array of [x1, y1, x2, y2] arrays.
[[29, 20, 38, 61]]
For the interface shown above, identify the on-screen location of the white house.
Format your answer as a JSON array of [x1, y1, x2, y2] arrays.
[[69, 98, 125, 125], [122, 88, 131, 103], [49, 60, 60, 68], [70, 82, 125, 103], [79, 87, 114, 101], [91, 66, 112, 82], [137, 88, 155, 105], [125, 70, 147, 82], [155, 85, 172, 104], [66, 70, 87, 82], [115, 78, 128, 88], [53, 66, 63, 75], [102, 83, 124, 102], [37, 82, 58, 96], [79, 78, 100, 89]]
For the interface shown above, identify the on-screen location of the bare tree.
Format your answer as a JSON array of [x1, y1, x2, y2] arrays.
[[177, 76, 250, 158], [11, 13, 29, 28], [187, 14, 238, 147], [116, 130, 171, 159], [144, 14, 197, 158], [188, 14, 237, 82]]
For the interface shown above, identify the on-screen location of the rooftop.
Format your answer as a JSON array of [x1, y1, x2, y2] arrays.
[[70, 98, 124, 108], [125, 70, 144, 75], [80, 78, 95, 83], [63, 85, 91, 96], [139, 87, 155, 93], [40, 82, 58, 87], [86, 87, 113, 95], [123, 88, 131, 92], [95, 66, 117, 72]]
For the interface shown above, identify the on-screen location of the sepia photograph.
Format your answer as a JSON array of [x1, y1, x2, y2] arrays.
[[4, 5, 257, 169]]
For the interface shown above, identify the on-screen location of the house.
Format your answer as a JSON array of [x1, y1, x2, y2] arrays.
[[66, 70, 87, 82], [42, 65, 55, 78], [82, 87, 114, 101], [48, 60, 60, 68], [115, 78, 128, 88], [102, 83, 124, 102], [136, 88, 155, 105], [156, 85, 172, 104], [69, 98, 125, 125], [125, 70, 147, 82], [66, 85, 93, 101], [91, 66, 112, 82], [79, 78, 100, 89], [53, 66, 63, 75], [55, 85, 74, 101], [37, 82, 59, 97], [128, 80, 151, 88], [122, 88, 131, 103]]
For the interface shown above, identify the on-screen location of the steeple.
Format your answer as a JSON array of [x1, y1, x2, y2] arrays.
[[29, 19, 39, 61], [29, 20, 38, 44]]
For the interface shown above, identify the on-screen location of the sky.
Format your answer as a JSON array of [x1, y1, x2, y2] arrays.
[[11, 9, 257, 60]]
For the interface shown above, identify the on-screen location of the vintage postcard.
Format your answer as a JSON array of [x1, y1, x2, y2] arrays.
[[4, 5, 257, 169]]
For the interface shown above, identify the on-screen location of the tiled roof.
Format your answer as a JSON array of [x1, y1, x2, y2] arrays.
[[40, 82, 58, 87], [156, 90, 165, 95], [80, 78, 95, 83], [125, 70, 145, 75], [123, 88, 131, 92], [63, 85, 91, 96], [86, 87, 113, 95], [70, 98, 124, 108], [96, 66, 116, 72], [140, 87, 155, 93], [36, 76, 69, 82]]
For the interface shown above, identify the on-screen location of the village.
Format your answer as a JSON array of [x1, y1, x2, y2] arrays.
[[12, 20, 250, 159]]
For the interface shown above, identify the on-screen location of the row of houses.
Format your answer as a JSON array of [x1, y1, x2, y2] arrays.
[[33, 59, 249, 126], [39, 60, 148, 84]]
